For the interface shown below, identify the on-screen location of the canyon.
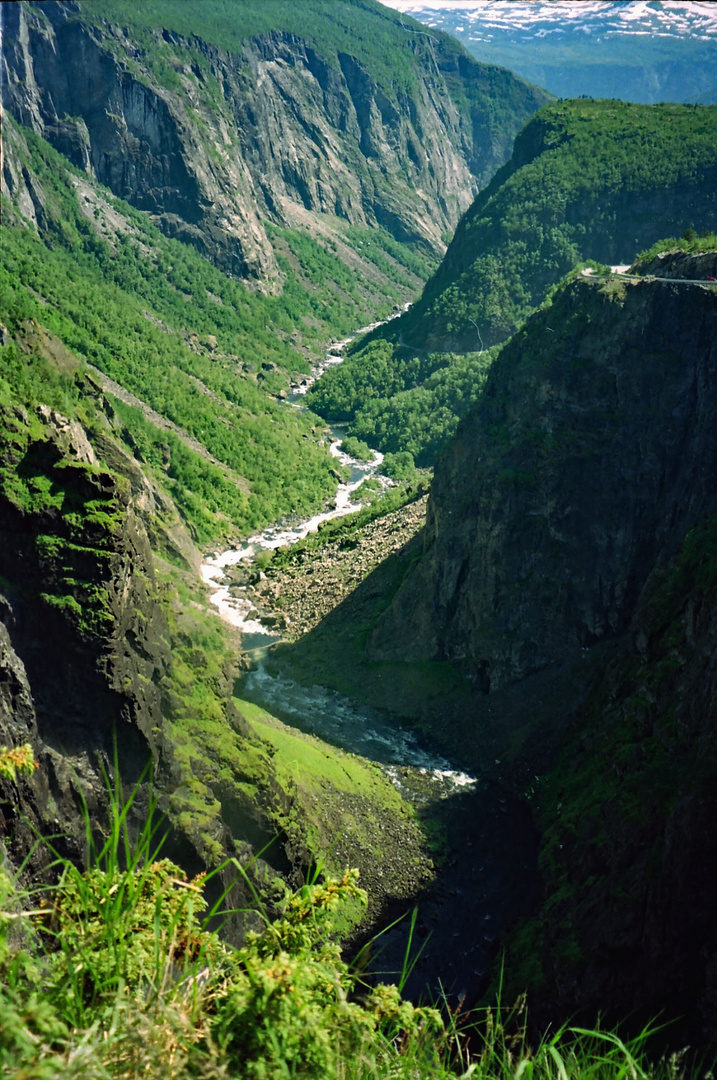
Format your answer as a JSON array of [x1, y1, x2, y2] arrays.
[[1, 0, 717, 1062]]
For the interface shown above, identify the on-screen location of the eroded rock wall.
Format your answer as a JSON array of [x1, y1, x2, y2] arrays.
[[2, 1, 547, 280], [372, 262, 717, 692]]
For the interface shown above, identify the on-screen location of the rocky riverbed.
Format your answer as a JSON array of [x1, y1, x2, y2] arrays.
[[224, 495, 429, 641]]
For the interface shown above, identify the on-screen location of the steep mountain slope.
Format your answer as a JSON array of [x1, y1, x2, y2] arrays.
[[291, 252, 717, 1043], [383, 0, 717, 105], [504, 509, 717, 1046], [2, 0, 548, 283], [372, 258, 717, 685], [0, 324, 432, 932], [303, 99, 717, 465], [399, 99, 717, 351], [1, 117, 341, 542]]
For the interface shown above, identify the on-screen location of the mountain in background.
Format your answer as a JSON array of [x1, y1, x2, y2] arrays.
[[382, 0, 717, 105], [3, 0, 548, 285], [401, 98, 717, 349], [0, 0, 550, 544]]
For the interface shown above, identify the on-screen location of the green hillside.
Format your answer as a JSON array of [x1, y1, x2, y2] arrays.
[[403, 99, 717, 350], [1, 117, 426, 543], [303, 100, 717, 464]]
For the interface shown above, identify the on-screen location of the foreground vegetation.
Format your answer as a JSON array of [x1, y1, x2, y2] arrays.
[[0, 747, 702, 1079]]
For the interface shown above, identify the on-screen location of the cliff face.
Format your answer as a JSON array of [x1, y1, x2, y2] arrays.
[[372, 262, 717, 690], [365, 256, 717, 1043], [0, 391, 171, 876], [2, 1, 548, 282], [509, 518, 717, 1045]]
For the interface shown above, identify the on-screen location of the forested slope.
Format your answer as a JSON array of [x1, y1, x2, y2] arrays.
[[402, 99, 717, 351], [304, 99, 717, 467]]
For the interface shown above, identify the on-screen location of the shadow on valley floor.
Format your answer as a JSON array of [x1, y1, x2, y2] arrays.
[[241, 534, 616, 1007], [261, 529, 613, 787]]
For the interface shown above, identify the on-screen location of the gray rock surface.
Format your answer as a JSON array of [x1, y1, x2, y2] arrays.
[[2, 1, 547, 280]]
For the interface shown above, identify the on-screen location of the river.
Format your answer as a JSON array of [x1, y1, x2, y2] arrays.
[[200, 316, 394, 645], [200, 310, 477, 801], [199, 313, 538, 1004]]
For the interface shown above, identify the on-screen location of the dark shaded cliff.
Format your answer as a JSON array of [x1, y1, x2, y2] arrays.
[[372, 263, 717, 690], [503, 511, 717, 1047], [363, 254, 717, 1044], [0, 385, 173, 876], [2, 0, 548, 282]]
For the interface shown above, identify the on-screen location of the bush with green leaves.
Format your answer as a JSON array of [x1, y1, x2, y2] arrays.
[[340, 436, 375, 463], [0, 756, 443, 1079], [214, 868, 441, 1080], [382, 451, 416, 481]]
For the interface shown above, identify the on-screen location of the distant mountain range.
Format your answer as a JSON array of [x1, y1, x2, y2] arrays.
[[381, 1, 717, 103]]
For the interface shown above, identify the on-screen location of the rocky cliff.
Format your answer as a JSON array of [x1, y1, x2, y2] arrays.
[[372, 261, 717, 690], [2, 0, 548, 283], [362, 255, 717, 1043], [0, 382, 172, 877], [504, 509, 717, 1047]]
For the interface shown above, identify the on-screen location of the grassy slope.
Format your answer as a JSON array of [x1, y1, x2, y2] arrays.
[[0, 769, 692, 1079]]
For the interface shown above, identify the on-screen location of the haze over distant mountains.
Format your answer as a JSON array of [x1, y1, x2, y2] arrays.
[[381, 1, 717, 103]]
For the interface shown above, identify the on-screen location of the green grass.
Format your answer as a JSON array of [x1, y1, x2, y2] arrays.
[[235, 696, 432, 929], [0, 744, 702, 1079]]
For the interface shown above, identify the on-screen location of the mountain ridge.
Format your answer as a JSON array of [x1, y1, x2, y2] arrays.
[[382, 0, 717, 104], [2, 0, 549, 284]]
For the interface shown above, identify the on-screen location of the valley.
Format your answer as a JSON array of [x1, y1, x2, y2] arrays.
[[1, 1, 717, 1077]]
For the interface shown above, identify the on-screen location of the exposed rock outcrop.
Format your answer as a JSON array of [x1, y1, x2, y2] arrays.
[[2, 1, 548, 281], [226, 494, 428, 640]]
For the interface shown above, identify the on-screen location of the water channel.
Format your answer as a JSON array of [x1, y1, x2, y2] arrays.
[[201, 309, 477, 796], [199, 314, 537, 1003]]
